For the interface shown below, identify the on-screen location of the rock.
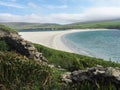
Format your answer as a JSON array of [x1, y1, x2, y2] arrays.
[[61, 66, 120, 89], [62, 72, 72, 83], [57, 66, 61, 68], [35, 52, 42, 58], [27, 46, 36, 51], [62, 72, 71, 80], [93, 69, 105, 75], [87, 67, 95, 72], [116, 77, 120, 81], [106, 67, 120, 77], [0, 30, 47, 64], [96, 65, 103, 68], [48, 64, 55, 68], [96, 65, 105, 71], [62, 78, 72, 83], [72, 76, 78, 81], [21, 41, 26, 45], [72, 70, 81, 76]]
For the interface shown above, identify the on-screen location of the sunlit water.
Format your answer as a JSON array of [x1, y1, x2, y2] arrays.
[[64, 29, 120, 62]]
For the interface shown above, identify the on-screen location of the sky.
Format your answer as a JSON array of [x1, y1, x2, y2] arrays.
[[0, 0, 120, 24]]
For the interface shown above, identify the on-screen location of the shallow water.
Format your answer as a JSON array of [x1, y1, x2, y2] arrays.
[[65, 29, 120, 61]]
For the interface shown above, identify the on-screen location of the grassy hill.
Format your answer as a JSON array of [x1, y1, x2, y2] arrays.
[[0, 22, 62, 30], [1, 20, 120, 30], [67, 20, 120, 29]]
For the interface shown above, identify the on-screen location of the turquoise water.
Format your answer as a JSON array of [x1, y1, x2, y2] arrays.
[[65, 30, 120, 61]]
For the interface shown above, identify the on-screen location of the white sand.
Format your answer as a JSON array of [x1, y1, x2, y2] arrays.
[[19, 29, 107, 54]]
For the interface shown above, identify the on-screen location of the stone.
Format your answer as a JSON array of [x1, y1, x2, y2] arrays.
[[0, 30, 47, 64], [62, 72, 72, 83], [93, 69, 105, 75], [95, 65, 105, 71], [57, 66, 61, 68], [48, 64, 55, 68], [62, 72, 71, 79], [21, 41, 27, 45], [27, 46, 36, 51], [87, 67, 95, 72], [61, 66, 120, 89], [96, 65, 103, 68], [72, 76, 78, 81], [106, 67, 120, 77], [62, 78, 72, 83]]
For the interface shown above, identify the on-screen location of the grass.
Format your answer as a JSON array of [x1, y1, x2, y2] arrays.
[[34, 44, 120, 71], [0, 51, 53, 90], [0, 41, 10, 51], [67, 21, 120, 29], [0, 24, 17, 33]]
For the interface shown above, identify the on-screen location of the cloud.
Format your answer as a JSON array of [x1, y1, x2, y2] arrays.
[[11, 0, 17, 2], [0, 7, 120, 24], [27, 2, 68, 10], [0, 1, 24, 8], [45, 5, 68, 9], [59, 0, 68, 4], [28, 2, 38, 8], [90, 0, 120, 6], [0, 13, 53, 23]]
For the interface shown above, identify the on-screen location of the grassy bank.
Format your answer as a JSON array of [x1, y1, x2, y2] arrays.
[[34, 44, 120, 71]]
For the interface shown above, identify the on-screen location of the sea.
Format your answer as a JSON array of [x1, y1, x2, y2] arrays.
[[19, 29, 120, 62], [64, 29, 120, 62]]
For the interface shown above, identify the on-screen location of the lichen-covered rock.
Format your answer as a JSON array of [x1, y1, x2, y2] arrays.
[[62, 72, 72, 83], [106, 67, 120, 77], [62, 65, 120, 89]]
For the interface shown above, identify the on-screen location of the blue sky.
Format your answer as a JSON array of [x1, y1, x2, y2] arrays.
[[0, 0, 120, 24]]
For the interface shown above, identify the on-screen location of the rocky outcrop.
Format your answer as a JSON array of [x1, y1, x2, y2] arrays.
[[0, 30, 47, 64], [62, 65, 120, 89]]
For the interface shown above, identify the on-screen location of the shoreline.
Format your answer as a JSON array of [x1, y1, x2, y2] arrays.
[[19, 29, 108, 56]]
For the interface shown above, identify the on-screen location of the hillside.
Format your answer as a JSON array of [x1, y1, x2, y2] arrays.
[[0, 22, 62, 30], [0, 25, 120, 90], [1, 20, 120, 30], [68, 20, 120, 29]]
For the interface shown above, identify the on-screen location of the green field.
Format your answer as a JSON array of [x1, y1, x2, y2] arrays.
[[68, 20, 120, 29], [1, 20, 120, 30]]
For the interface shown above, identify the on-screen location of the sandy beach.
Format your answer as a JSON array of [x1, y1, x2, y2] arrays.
[[19, 29, 106, 54]]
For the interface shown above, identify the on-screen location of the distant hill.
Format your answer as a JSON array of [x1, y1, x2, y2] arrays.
[[68, 20, 120, 29], [1, 20, 120, 30], [0, 22, 61, 30]]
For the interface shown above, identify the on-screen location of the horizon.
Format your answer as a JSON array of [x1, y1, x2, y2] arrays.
[[0, 0, 120, 24]]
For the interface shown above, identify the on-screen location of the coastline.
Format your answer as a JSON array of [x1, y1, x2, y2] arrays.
[[19, 29, 108, 56]]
